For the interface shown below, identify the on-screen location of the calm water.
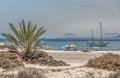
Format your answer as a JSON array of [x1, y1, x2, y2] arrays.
[[1, 38, 120, 51], [41, 41, 120, 51]]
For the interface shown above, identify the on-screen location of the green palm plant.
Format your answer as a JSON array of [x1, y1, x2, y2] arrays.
[[1, 20, 46, 60]]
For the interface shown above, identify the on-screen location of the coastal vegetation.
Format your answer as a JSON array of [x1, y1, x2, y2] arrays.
[[0, 20, 120, 78], [85, 53, 120, 71], [0, 52, 24, 69], [0, 20, 69, 67], [0, 20, 70, 78], [2, 20, 46, 61]]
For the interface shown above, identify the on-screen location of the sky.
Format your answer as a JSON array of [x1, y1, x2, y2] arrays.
[[0, 0, 120, 38]]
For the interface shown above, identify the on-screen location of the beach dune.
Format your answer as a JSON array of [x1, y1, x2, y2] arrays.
[[44, 50, 104, 65], [1, 50, 120, 78]]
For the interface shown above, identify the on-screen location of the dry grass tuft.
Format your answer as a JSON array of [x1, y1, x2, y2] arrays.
[[109, 70, 120, 78], [0, 52, 24, 69], [16, 68, 47, 78], [27, 51, 70, 66], [85, 53, 120, 71]]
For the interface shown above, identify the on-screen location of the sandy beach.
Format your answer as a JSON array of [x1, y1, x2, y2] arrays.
[[24, 50, 119, 78], [44, 50, 120, 65], [1, 50, 120, 78], [47, 51, 103, 65]]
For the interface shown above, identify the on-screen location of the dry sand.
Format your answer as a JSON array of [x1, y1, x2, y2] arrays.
[[44, 50, 120, 65], [46, 50, 103, 65], [24, 50, 119, 78], [1, 50, 120, 78]]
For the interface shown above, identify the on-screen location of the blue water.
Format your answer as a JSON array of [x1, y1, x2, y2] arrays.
[[41, 40, 120, 51], [1, 38, 120, 51], [0, 38, 10, 45]]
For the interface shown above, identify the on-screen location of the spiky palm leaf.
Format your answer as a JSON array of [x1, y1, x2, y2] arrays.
[[1, 20, 46, 59]]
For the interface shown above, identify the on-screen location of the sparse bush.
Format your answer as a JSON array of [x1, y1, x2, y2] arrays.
[[0, 57, 18, 69], [0, 52, 24, 69], [85, 53, 120, 71], [109, 71, 120, 78], [32, 51, 50, 59], [0, 52, 21, 60], [17, 68, 47, 78], [26, 51, 69, 66], [0, 74, 14, 78]]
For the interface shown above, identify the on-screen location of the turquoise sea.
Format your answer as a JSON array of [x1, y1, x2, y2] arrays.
[[1, 38, 120, 51], [42, 40, 120, 51]]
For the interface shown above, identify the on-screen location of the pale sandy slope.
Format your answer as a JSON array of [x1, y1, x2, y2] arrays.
[[48, 51, 102, 65], [1, 50, 119, 78], [46, 50, 120, 65], [25, 50, 119, 78]]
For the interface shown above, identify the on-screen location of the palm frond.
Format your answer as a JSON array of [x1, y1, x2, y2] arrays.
[[9, 23, 19, 39], [33, 27, 46, 42], [2, 20, 46, 60], [33, 39, 42, 47], [2, 33, 18, 46]]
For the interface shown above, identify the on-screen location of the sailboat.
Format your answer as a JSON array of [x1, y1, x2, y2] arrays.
[[87, 21, 109, 47]]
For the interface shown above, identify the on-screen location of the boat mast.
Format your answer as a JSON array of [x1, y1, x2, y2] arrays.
[[100, 21, 103, 43], [91, 30, 94, 43]]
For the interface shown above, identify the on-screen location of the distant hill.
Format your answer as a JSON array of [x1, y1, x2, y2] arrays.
[[43, 33, 120, 41], [62, 33, 78, 38], [111, 34, 120, 38], [104, 33, 120, 38]]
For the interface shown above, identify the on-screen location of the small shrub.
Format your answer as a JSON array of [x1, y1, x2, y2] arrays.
[[0, 57, 18, 69], [17, 68, 47, 78], [0, 52, 24, 69], [109, 71, 120, 78], [27, 51, 69, 66], [0, 74, 14, 78], [0, 52, 20, 60], [85, 53, 120, 71]]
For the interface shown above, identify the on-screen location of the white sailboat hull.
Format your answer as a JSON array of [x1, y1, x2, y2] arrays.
[[87, 21, 110, 47], [87, 41, 109, 47]]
